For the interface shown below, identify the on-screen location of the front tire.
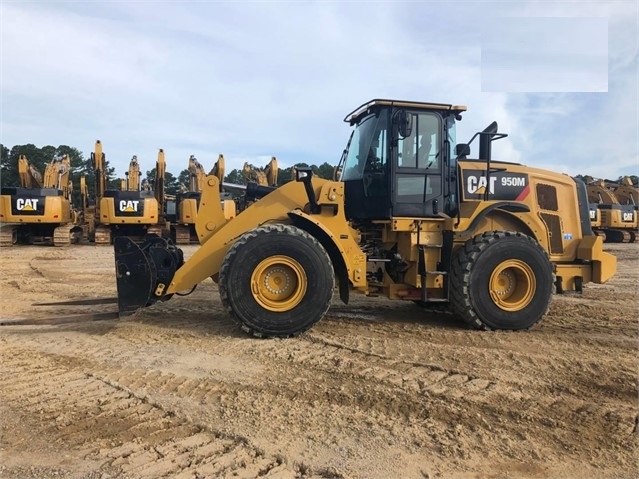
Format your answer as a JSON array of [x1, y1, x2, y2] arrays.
[[450, 231, 553, 330], [219, 224, 334, 338]]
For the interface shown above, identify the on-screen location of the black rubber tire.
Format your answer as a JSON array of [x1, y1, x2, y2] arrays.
[[219, 224, 334, 338], [449, 231, 553, 330]]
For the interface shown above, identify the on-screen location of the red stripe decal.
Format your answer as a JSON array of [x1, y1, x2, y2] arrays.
[[515, 184, 530, 201]]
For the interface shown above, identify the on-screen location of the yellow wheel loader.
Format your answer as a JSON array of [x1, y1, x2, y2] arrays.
[[113, 99, 616, 337], [0, 154, 84, 246]]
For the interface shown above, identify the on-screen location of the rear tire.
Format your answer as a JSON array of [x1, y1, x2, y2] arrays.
[[219, 224, 334, 338], [450, 231, 553, 330]]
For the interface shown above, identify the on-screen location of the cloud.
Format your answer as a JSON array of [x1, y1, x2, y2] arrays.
[[1, 1, 636, 183], [481, 17, 608, 93]]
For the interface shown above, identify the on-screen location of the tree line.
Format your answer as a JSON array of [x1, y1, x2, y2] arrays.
[[2, 144, 636, 199], [0, 144, 337, 201]]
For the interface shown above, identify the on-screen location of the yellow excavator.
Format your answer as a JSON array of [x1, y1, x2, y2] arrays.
[[106, 99, 616, 337], [610, 178, 638, 243], [0, 154, 84, 246], [586, 178, 637, 243], [241, 157, 279, 186], [172, 154, 235, 244], [90, 141, 168, 245], [238, 157, 279, 211], [611, 176, 639, 205]]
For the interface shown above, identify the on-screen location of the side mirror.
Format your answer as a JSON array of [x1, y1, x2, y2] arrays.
[[455, 143, 470, 157], [396, 110, 413, 139]]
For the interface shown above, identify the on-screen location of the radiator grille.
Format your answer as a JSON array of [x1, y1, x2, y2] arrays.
[[537, 184, 558, 211], [540, 213, 564, 254]]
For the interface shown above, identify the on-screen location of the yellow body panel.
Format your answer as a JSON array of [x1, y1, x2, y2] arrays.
[[0, 195, 71, 224], [600, 207, 638, 229], [178, 198, 199, 224], [98, 197, 159, 224], [455, 161, 588, 262]]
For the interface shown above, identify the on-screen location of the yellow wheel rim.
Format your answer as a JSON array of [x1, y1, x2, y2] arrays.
[[489, 259, 535, 312], [251, 255, 307, 312]]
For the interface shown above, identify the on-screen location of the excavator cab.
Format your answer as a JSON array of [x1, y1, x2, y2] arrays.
[[341, 100, 464, 220]]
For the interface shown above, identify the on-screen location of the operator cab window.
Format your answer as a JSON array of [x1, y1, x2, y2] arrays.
[[395, 112, 442, 204], [397, 113, 439, 170]]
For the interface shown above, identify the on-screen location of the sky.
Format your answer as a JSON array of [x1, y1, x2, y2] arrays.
[[1, 0, 637, 181]]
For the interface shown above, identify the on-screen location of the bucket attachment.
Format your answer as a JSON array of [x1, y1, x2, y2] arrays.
[[114, 235, 184, 317]]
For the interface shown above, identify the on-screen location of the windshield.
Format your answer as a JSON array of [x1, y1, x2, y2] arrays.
[[341, 113, 387, 181]]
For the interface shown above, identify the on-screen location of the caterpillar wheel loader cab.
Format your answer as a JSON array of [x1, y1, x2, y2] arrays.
[[91, 141, 168, 245], [172, 154, 236, 244], [0, 154, 84, 246], [113, 99, 616, 337], [586, 179, 637, 243]]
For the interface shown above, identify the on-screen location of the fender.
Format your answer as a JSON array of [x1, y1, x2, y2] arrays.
[[457, 201, 532, 237], [288, 210, 366, 304]]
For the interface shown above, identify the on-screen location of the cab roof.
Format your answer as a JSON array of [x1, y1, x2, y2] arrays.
[[344, 99, 468, 124]]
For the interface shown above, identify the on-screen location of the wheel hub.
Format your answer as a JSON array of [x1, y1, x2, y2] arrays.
[[489, 259, 535, 312], [251, 255, 307, 312], [263, 267, 293, 295]]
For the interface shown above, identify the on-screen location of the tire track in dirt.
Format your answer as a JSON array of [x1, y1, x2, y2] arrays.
[[21, 299, 637, 476], [1, 243, 637, 478], [0, 344, 333, 479], [55, 313, 636, 476]]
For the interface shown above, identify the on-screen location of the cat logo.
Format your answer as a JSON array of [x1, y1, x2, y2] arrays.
[[467, 176, 497, 195], [589, 209, 597, 220], [463, 169, 529, 201], [622, 212, 634, 222], [119, 200, 140, 212], [16, 198, 39, 211]]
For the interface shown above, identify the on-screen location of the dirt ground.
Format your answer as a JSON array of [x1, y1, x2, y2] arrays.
[[0, 242, 637, 479]]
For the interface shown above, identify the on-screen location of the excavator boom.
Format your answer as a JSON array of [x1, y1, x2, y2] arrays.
[[18, 155, 43, 189]]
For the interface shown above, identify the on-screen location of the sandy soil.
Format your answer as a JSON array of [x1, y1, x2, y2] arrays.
[[0, 242, 637, 479]]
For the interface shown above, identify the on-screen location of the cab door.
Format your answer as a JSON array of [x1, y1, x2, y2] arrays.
[[393, 112, 444, 217]]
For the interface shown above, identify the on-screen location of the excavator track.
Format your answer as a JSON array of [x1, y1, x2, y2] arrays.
[[95, 225, 112, 245], [174, 224, 191, 245], [53, 224, 84, 246], [0, 224, 18, 247], [147, 225, 164, 237], [593, 229, 607, 242], [604, 229, 632, 243]]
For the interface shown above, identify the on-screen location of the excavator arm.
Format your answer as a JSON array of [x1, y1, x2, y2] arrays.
[[587, 181, 619, 204], [188, 155, 207, 192], [42, 154, 72, 198], [125, 156, 141, 191], [209, 154, 225, 184], [18, 155, 43, 188], [155, 149, 166, 218], [91, 140, 107, 203], [265, 157, 278, 186]]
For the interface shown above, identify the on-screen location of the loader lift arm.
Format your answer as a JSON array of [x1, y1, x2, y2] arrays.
[[114, 173, 366, 316]]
